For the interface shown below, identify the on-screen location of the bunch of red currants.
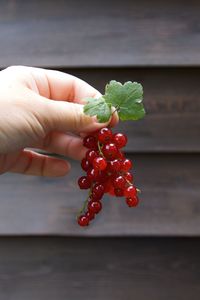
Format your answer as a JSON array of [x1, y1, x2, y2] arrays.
[[77, 127, 139, 226]]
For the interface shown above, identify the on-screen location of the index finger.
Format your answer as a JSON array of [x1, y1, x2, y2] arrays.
[[11, 66, 118, 127], [30, 67, 102, 103], [29, 67, 119, 127]]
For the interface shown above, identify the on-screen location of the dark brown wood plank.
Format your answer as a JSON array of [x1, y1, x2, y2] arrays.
[[65, 67, 200, 152], [0, 0, 200, 67], [0, 237, 199, 300], [0, 154, 199, 236]]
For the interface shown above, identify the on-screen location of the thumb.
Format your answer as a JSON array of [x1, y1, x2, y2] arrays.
[[43, 99, 109, 133]]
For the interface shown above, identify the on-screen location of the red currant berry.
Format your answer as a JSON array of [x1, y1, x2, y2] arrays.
[[81, 158, 91, 172], [85, 210, 95, 221], [113, 176, 126, 189], [83, 135, 97, 149], [114, 188, 124, 197], [92, 183, 105, 200], [78, 215, 89, 226], [86, 150, 98, 164], [113, 133, 127, 148], [78, 176, 91, 189], [87, 168, 99, 181], [98, 127, 113, 144], [126, 196, 139, 207], [108, 185, 115, 196], [90, 194, 100, 202], [93, 157, 107, 171], [88, 201, 102, 214], [103, 177, 112, 193], [121, 159, 132, 172], [102, 143, 118, 160], [103, 175, 115, 194], [109, 159, 121, 172], [124, 185, 137, 198], [124, 172, 133, 183], [117, 151, 125, 159], [95, 171, 108, 183]]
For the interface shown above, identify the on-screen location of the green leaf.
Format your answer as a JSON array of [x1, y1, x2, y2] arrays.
[[104, 80, 145, 121], [83, 97, 112, 123]]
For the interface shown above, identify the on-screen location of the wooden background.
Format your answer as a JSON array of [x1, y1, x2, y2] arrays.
[[0, 0, 200, 299]]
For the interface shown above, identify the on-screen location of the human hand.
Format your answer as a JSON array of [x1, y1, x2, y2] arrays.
[[0, 66, 118, 176]]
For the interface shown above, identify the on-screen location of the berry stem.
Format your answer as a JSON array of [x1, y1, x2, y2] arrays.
[[124, 177, 141, 193], [97, 140, 105, 158], [77, 188, 92, 217], [124, 177, 132, 186], [111, 105, 120, 116]]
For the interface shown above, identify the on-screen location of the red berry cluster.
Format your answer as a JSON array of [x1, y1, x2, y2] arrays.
[[77, 127, 139, 227]]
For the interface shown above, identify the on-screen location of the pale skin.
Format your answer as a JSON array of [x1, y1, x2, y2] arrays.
[[0, 66, 118, 176]]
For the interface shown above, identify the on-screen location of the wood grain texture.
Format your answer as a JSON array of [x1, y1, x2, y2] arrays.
[[0, 237, 199, 300], [65, 67, 200, 152], [0, 0, 200, 67], [0, 154, 199, 236]]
